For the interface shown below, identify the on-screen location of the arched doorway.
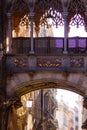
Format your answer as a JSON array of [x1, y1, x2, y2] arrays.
[[14, 88, 83, 130]]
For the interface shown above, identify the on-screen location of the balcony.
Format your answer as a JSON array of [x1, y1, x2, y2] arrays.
[[6, 37, 87, 73], [12, 37, 87, 55]]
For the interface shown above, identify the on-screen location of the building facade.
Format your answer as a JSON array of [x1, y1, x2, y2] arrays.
[[0, 0, 87, 130], [56, 95, 83, 130]]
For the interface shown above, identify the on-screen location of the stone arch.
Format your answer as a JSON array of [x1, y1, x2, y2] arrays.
[[6, 72, 86, 129], [6, 72, 87, 98], [14, 78, 85, 97]]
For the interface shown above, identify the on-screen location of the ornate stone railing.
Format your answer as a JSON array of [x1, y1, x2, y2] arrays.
[[12, 37, 87, 55], [6, 54, 87, 73], [6, 37, 87, 73]]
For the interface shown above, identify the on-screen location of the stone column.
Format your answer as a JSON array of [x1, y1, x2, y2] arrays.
[[7, 12, 12, 53], [29, 12, 34, 54], [84, 12, 87, 54], [63, 11, 68, 54]]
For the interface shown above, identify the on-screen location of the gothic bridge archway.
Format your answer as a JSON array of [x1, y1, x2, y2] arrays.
[[7, 72, 87, 98]]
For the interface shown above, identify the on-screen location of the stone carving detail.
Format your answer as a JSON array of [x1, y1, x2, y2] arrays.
[[70, 57, 84, 67], [37, 58, 62, 67], [14, 57, 28, 67]]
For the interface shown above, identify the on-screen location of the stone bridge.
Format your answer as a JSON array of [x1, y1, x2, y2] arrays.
[[6, 54, 87, 98], [0, 38, 87, 129]]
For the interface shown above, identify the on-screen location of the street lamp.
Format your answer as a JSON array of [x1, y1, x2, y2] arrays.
[[26, 98, 33, 109]]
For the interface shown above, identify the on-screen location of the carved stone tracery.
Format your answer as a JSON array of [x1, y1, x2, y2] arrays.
[[1, 1, 87, 130], [6, 0, 87, 35], [70, 58, 84, 68], [37, 58, 62, 68]]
